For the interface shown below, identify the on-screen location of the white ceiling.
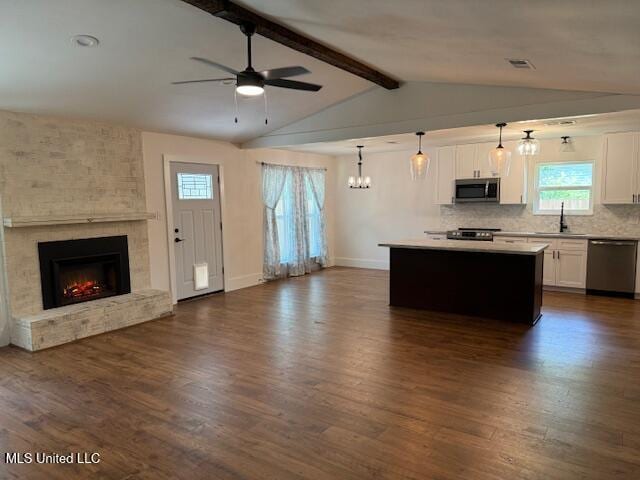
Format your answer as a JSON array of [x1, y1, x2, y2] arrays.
[[241, 0, 640, 94], [0, 0, 369, 143], [279, 110, 640, 155], [2, 0, 639, 145]]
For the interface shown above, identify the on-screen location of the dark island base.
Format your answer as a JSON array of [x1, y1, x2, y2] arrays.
[[389, 247, 543, 325]]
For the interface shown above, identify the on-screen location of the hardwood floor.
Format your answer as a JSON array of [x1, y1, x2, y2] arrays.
[[1, 267, 640, 479]]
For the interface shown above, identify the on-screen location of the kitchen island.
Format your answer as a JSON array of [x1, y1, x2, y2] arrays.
[[379, 239, 548, 325]]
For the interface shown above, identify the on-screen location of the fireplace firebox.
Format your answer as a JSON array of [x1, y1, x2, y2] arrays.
[[38, 236, 131, 310]]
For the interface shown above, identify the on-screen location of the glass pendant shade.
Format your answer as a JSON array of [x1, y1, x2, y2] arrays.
[[410, 131, 430, 180], [410, 152, 430, 180], [488, 146, 512, 177], [488, 123, 511, 176], [559, 136, 575, 153], [517, 130, 540, 156], [410, 132, 431, 180]]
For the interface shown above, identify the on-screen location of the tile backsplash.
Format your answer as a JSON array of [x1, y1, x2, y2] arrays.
[[439, 204, 640, 236]]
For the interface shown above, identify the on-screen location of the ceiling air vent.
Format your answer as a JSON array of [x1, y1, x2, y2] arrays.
[[506, 58, 535, 69]]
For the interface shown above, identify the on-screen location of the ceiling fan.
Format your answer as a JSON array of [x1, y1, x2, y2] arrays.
[[172, 23, 322, 97]]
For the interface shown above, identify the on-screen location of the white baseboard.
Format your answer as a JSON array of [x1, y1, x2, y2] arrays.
[[334, 257, 389, 270], [225, 272, 264, 292]]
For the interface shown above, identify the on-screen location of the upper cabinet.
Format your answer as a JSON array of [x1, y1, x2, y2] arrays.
[[434, 141, 527, 205], [434, 145, 456, 205], [500, 141, 527, 205], [455, 143, 493, 179], [601, 132, 639, 204], [454, 144, 477, 179]]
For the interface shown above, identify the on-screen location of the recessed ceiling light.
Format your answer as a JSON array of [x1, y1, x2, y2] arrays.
[[506, 58, 535, 69], [71, 35, 100, 48]]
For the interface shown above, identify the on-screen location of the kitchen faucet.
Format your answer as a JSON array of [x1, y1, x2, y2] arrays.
[[559, 201, 568, 233]]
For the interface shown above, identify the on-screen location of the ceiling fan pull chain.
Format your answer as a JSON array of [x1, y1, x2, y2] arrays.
[[234, 89, 239, 124], [264, 90, 269, 125]]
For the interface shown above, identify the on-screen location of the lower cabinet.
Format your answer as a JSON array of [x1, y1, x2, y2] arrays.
[[542, 250, 557, 286], [555, 249, 588, 288], [526, 237, 588, 288]]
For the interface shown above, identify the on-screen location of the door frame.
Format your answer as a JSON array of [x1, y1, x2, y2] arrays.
[[163, 155, 227, 304]]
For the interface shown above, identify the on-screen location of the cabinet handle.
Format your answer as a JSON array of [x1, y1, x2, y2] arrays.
[[557, 250, 560, 259], [634, 194, 636, 203], [520, 195, 523, 204], [552, 250, 555, 259]]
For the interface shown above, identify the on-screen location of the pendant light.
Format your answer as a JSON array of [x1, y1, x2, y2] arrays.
[[559, 136, 575, 153], [488, 122, 512, 177], [410, 131, 430, 180], [517, 130, 540, 156], [348, 146, 371, 189]]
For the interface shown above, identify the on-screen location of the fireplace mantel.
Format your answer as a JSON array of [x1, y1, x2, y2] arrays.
[[2, 212, 156, 228]]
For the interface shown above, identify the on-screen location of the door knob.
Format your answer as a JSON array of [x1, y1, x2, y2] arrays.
[[175, 238, 184, 243]]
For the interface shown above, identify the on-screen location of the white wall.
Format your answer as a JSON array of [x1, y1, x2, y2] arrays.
[[142, 132, 336, 302], [334, 135, 640, 270], [333, 147, 440, 269]]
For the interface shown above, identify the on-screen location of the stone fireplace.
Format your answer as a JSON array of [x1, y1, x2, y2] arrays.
[[0, 110, 172, 351], [38, 236, 131, 309]]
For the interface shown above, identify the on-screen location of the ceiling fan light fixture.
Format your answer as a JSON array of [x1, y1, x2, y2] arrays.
[[236, 85, 264, 96], [410, 131, 430, 181]]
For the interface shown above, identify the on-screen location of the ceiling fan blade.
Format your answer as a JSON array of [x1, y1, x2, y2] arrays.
[[260, 66, 310, 80], [265, 78, 322, 91], [172, 78, 235, 85], [190, 57, 239, 75]]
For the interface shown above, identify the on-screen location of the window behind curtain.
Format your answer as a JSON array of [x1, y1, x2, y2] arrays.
[[534, 161, 594, 215], [274, 173, 322, 263]]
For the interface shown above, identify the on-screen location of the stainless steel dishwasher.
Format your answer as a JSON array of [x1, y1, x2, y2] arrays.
[[586, 239, 637, 297]]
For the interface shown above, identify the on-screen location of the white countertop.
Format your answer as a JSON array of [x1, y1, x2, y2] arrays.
[[379, 239, 548, 255], [424, 230, 640, 242]]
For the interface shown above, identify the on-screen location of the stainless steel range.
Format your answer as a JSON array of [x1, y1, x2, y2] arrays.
[[446, 228, 501, 241]]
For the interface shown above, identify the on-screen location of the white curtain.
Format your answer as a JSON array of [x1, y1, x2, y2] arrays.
[[306, 168, 328, 266], [262, 164, 288, 280], [262, 163, 328, 280]]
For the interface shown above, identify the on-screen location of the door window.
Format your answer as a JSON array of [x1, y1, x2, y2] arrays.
[[177, 173, 213, 200]]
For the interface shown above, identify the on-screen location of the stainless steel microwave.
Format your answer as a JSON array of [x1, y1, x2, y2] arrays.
[[454, 178, 500, 203]]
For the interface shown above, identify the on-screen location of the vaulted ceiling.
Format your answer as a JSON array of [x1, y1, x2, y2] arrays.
[[241, 0, 640, 95], [1, 0, 639, 144]]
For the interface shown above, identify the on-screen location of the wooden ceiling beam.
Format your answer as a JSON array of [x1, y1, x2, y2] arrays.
[[182, 0, 400, 90]]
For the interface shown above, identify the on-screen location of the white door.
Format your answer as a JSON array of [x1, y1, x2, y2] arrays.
[[556, 250, 587, 288], [170, 162, 224, 300], [601, 132, 637, 204], [434, 146, 456, 205], [455, 144, 477, 179]]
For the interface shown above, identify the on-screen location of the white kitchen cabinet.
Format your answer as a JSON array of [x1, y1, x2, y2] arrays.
[[493, 236, 528, 245], [556, 250, 588, 288], [455, 143, 495, 179], [542, 250, 557, 286], [455, 144, 477, 179], [475, 142, 496, 178], [434, 146, 456, 205], [499, 141, 527, 205], [527, 237, 587, 288], [601, 132, 639, 204]]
